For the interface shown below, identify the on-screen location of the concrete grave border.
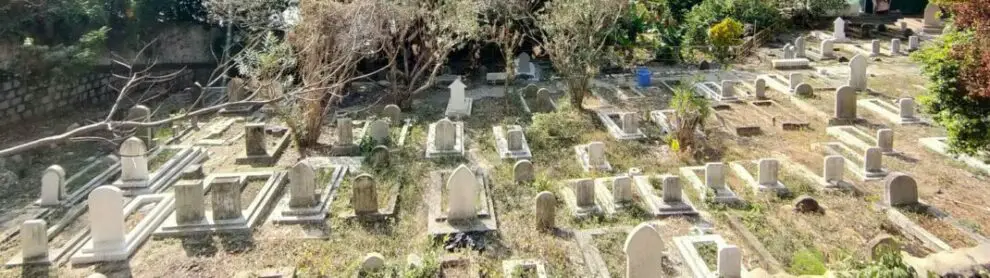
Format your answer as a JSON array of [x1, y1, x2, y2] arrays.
[[858, 98, 922, 125], [195, 118, 240, 146], [517, 91, 558, 114], [595, 109, 646, 140], [574, 143, 612, 172], [425, 121, 466, 158], [822, 142, 887, 181], [270, 165, 348, 224], [679, 166, 742, 205], [559, 179, 605, 218], [728, 160, 790, 195], [113, 147, 208, 196], [920, 137, 990, 175], [425, 168, 497, 236], [573, 226, 632, 278], [339, 170, 405, 222], [631, 174, 698, 217], [748, 100, 810, 130], [235, 127, 292, 165], [673, 234, 750, 278], [826, 126, 878, 153], [69, 193, 175, 265], [154, 171, 288, 237], [501, 259, 549, 278], [493, 125, 533, 160], [694, 81, 738, 102], [32, 155, 121, 208]]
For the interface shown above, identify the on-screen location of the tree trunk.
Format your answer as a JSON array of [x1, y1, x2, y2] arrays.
[[567, 77, 590, 112]]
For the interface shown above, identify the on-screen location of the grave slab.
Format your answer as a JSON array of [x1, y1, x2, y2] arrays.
[[69, 192, 175, 265], [595, 109, 646, 140], [858, 98, 922, 125], [154, 171, 288, 237], [679, 165, 742, 204], [425, 167, 497, 236], [425, 120, 466, 158], [501, 259, 549, 278], [673, 234, 749, 278], [270, 165, 347, 224], [574, 142, 612, 172], [631, 174, 698, 216], [493, 125, 533, 160], [920, 137, 990, 175], [728, 160, 789, 195], [235, 126, 292, 165]]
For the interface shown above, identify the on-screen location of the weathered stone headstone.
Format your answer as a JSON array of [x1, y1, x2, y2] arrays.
[[39, 165, 66, 206], [119, 137, 149, 184], [517, 52, 532, 74], [908, 36, 920, 51], [435, 119, 456, 151], [174, 181, 205, 224], [245, 123, 267, 156], [368, 120, 390, 144], [758, 159, 779, 186], [20, 220, 47, 261], [536, 88, 552, 107], [587, 142, 606, 168], [849, 55, 868, 90], [382, 105, 401, 122], [624, 223, 664, 278], [877, 129, 894, 153], [870, 40, 881, 57], [662, 176, 682, 203], [620, 113, 639, 134], [898, 98, 916, 120], [754, 78, 766, 99], [794, 83, 813, 97], [514, 160, 534, 183], [446, 165, 478, 220], [289, 162, 317, 208], [369, 145, 390, 166], [522, 84, 539, 98], [126, 105, 153, 147], [821, 39, 835, 58], [834, 86, 858, 121], [867, 235, 900, 260], [705, 163, 726, 189], [823, 155, 845, 184], [834, 17, 847, 40], [535, 191, 555, 231], [891, 39, 901, 55], [783, 44, 795, 59], [227, 77, 246, 102], [447, 77, 469, 115], [864, 147, 883, 174], [789, 73, 803, 91], [573, 178, 595, 208], [353, 174, 378, 215], [795, 36, 806, 58], [361, 253, 386, 272], [336, 118, 353, 146], [89, 186, 125, 252], [210, 177, 242, 221], [507, 126, 525, 151], [884, 172, 918, 206], [720, 80, 735, 100], [612, 176, 633, 203], [924, 4, 942, 28], [718, 245, 742, 278]]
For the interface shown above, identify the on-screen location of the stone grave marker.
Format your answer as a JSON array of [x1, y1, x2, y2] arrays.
[[754, 78, 766, 99], [783, 44, 795, 59], [718, 245, 742, 278], [517, 52, 532, 74], [620, 113, 639, 135], [446, 77, 471, 116], [867, 235, 900, 260], [227, 77, 246, 102], [588, 142, 606, 168], [821, 39, 835, 58], [720, 80, 735, 100], [877, 129, 894, 153], [824, 155, 845, 185], [514, 160, 534, 183], [891, 39, 901, 55], [574, 178, 596, 208], [368, 120, 390, 144], [211, 177, 242, 221], [924, 4, 943, 28], [337, 118, 353, 146], [535, 191, 555, 231], [909, 36, 920, 51], [898, 98, 916, 121], [89, 186, 125, 252], [369, 145, 390, 166], [507, 126, 525, 151], [794, 83, 813, 97], [174, 181, 205, 224], [789, 73, 803, 91], [245, 123, 268, 156], [864, 147, 884, 175], [663, 176, 683, 203], [758, 159, 780, 186], [20, 220, 48, 262], [705, 163, 726, 189], [870, 40, 881, 57], [624, 223, 664, 278], [39, 165, 66, 206], [119, 137, 149, 185], [353, 174, 378, 215], [849, 55, 868, 90], [834, 17, 846, 40], [537, 88, 552, 108], [447, 165, 478, 221], [126, 105, 153, 147], [834, 86, 858, 121], [435, 119, 456, 151], [612, 176, 633, 203], [795, 36, 806, 58], [289, 162, 317, 208], [884, 173, 918, 206], [382, 105, 401, 122], [361, 253, 386, 272]]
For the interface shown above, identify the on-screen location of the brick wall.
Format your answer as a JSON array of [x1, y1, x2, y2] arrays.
[[0, 73, 115, 125]]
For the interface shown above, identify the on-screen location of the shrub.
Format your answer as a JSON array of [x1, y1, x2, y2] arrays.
[[708, 17, 743, 62], [526, 108, 594, 150], [789, 249, 828, 275], [681, 0, 783, 61]]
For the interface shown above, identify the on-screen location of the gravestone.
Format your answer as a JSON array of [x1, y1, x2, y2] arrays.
[[535, 191, 555, 231], [662, 176, 682, 203], [174, 181, 205, 224], [789, 73, 803, 91], [864, 147, 883, 174], [211, 177, 242, 221], [877, 129, 894, 153], [507, 126, 525, 151], [573, 179, 595, 208], [126, 105, 153, 147], [794, 195, 823, 213], [368, 120, 390, 144], [89, 186, 125, 252], [794, 36, 806, 58], [823, 155, 845, 184], [119, 137, 149, 184], [612, 176, 633, 203], [754, 78, 766, 99], [245, 123, 268, 156], [21, 220, 47, 261], [620, 113, 639, 134], [361, 253, 386, 271], [849, 55, 868, 90], [898, 98, 916, 120], [624, 223, 664, 278], [720, 80, 735, 100], [868, 235, 900, 260], [289, 162, 318, 208], [227, 77, 246, 102], [435, 119, 456, 151], [588, 142, 606, 167], [537, 88, 552, 108], [884, 173, 918, 206], [834, 17, 846, 40], [924, 4, 942, 28], [834, 86, 858, 121], [783, 44, 795, 59], [870, 40, 881, 57], [908, 36, 920, 51], [447, 165, 478, 220], [718, 245, 742, 278], [369, 145, 390, 166], [382, 105, 401, 122], [705, 163, 726, 189], [447, 77, 469, 116], [353, 174, 378, 215], [39, 165, 66, 206], [517, 52, 532, 74], [336, 118, 353, 146], [758, 159, 779, 186], [891, 39, 901, 55], [821, 39, 835, 58], [514, 160, 534, 183], [794, 83, 813, 97], [522, 84, 539, 98]]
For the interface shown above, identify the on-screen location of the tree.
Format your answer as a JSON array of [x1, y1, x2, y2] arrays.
[[535, 0, 628, 111], [381, 0, 481, 109], [708, 17, 743, 62], [669, 81, 710, 153], [480, 0, 536, 100]]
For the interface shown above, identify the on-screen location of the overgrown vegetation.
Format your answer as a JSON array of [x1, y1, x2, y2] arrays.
[[669, 81, 711, 153], [708, 18, 744, 62]]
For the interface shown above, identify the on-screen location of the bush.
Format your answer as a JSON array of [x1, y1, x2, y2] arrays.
[[681, 0, 783, 60], [708, 18, 743, 62], [789, 249, 828, 275], [526, 108, 594, 151]]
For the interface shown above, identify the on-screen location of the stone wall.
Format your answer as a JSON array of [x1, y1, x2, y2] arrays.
[[0, 73, 114, 125]]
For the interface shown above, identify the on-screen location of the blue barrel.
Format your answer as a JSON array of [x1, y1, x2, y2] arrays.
[[636, 67, 651, 87]]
